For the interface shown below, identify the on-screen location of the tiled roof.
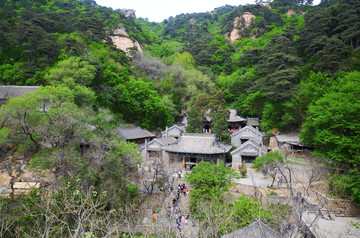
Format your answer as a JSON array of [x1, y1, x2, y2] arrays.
[[231, 125, 265, 138], [161, 124, 186, 137], [116, 127, 155, 140], [156, 137, 177, 145], [165, 133, 231, 154], [0, 86, 39, 99], [246, 118, 260, 127], [276, 134, 300, 144], [231, 139, 267, 156], [227, 109, 246, 122], [222, 220, 284, 238]]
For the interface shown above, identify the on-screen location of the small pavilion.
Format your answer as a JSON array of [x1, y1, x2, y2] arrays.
[[227, 108, 247, 131]]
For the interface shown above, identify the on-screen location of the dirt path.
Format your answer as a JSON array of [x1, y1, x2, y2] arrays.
[[166, 174, 199, 237]]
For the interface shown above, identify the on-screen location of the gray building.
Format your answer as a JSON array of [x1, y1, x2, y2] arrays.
[[161, 124, 186, 139], [140, 137, 177, 163], [116, 127, 155, 145], [231, 139, 267, 167], [165, 133, 232, 171], [227, 108, 247, 131], [231, 125, 264, 148], [0, 85, 39, 106]]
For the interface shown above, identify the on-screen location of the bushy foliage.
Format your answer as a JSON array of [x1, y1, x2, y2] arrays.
[[185, 162, 240, 208], [300, 71, 360, 204], [0, 85, 141, 203], [253, 151, 285, 172], [238, 162, 247, 177], [0, 181, 139, 237]]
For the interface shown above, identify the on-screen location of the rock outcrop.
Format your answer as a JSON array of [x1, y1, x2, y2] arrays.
[[125, 10, 136, 18], [287, 9, 296, 17], [260, 2, 272, 9], [110, 26, 142, 56], [227, 12, 256, 43], [286, 9, 305, 17]]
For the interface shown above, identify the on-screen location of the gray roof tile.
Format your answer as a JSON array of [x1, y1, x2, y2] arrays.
[[117, 127, 155, 140], [165, 133, 231, 154], [0, 86, 39, 99], [222, 220, 284, 238]]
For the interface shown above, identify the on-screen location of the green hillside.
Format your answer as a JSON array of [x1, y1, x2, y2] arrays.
[[0, 0, 359, 235]]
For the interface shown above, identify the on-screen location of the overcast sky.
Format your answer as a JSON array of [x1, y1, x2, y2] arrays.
[[95, 0, 320, 23]]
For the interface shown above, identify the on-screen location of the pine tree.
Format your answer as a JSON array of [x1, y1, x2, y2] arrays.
[[186, 106, 203, 133], [212, 108, 230, 144]]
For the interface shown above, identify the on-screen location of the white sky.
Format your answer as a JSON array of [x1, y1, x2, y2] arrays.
[[96, 0, 322, 23]]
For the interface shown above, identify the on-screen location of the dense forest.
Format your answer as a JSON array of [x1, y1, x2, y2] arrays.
[[138, 0, 360, 205], [0, 0, 359, 236]]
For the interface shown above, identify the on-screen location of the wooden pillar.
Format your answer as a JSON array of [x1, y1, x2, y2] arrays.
[[182, 156, 185, 170]]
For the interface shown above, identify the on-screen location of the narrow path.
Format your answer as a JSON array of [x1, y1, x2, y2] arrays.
[[166, 174, 199, 237]]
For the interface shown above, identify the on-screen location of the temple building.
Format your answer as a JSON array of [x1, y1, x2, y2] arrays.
[[161, 124, 186, 139], [140, 137, 177, 162], [116, 127, 155, 146], [0, 85, 39, 106], [230, 125, 264, 148], [165, 133, 232, 170], [227, 108, 247, 131], [231, 139, 267, 167], [202, 108, 260, 133]]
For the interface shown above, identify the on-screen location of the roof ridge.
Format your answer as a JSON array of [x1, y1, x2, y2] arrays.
[[183, 133, 214, 137], [118, 126, 141, 130]]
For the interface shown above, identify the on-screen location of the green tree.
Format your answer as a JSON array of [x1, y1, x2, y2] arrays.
[[207, 90, 226, 117], [116, 78, 173, 130], [46, 57, 96, 106], [300, 71, 360, 204], [253, 151, 285, 186], [186, 106, 203, 133], [212, 108, 230, 144], [185, 161, 240, 206], [219, 194, 278, 234], [300, 71, 360, 167]]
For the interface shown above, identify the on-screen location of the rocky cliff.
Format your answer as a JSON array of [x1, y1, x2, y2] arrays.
[[227, 12, 256, 43], [110, 26, 142, 56]]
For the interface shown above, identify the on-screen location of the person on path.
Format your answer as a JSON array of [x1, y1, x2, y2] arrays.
[[280, 176, 283, 186], [183, 187, 187, 196], [277, 176, 280, 186]]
